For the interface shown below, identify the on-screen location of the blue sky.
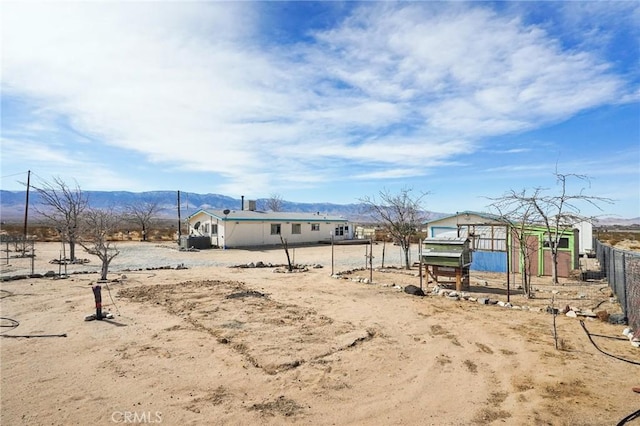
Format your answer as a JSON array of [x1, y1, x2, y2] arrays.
[[1, 1, 639, 218]]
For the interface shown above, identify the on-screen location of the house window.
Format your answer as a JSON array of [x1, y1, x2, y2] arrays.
[[543, 236, 570, 249], [211, 224, 218, 235], [203, 223, 209, 234], [311, 223, 320, 231], [292, 223, 301, 234], [334, 225, 349, 236], [271, 224, 281, 235]]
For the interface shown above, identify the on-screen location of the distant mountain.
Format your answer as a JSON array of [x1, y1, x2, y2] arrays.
[[1, 190, 634, 226], [0, 190, 384, 223], [594, 217, 640, 227]]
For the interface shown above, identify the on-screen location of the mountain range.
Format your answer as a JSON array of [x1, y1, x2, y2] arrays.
[[0, 190, 380, 223], [1, 190, 637, 226]]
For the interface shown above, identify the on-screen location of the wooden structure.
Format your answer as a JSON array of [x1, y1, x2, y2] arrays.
[[421, 237, 472, 291]]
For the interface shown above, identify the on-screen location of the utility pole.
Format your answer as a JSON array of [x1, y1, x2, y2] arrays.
[[22, 170, 31, 254], [177, 190, 182, 243]]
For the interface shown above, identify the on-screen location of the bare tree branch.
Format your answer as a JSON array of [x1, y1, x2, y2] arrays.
[[78, 207, 121, 281], [32, 177, 88, 262], [359, 187, 429, 270], [487, 171, 613, 284], [124, 200, 163, 241], [264, 193, 284, 212]]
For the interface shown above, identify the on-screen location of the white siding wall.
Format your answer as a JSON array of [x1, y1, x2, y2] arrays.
[[188, 214, 351, 248], [573, 221, 593, 254]]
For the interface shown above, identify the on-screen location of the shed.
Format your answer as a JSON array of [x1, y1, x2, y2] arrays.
[[510, 225, 579, 278], [424, 211, 507, 273]]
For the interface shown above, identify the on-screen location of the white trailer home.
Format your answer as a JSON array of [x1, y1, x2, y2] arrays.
[[187, 208, 353, 248]]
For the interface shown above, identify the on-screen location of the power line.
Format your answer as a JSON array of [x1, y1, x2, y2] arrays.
[[0, 171, 29, 180]]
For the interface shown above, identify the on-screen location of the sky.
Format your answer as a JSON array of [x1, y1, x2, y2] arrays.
[[1, 1, 639, 218]]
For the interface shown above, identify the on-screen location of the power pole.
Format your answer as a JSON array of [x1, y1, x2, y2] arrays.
[[177, 190, 182, 243], [23, 170, 31, 249]]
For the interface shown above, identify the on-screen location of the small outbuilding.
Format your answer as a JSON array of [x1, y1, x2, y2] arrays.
[[424, 211, 583, 278], [424, 211, 508, 273], [187, 206, 352, 249]]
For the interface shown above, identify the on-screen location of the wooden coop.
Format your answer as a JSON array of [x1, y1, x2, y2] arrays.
[[421, 237, 472, 291]]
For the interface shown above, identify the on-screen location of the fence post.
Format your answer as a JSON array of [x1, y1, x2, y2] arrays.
[[622, 252, 628, 322]]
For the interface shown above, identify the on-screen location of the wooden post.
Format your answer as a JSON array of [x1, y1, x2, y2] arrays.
[[419, 238, 423, 290], [330, 232, 334, 276], [369, 238, 373, 283], [92, 285, 103, 320]]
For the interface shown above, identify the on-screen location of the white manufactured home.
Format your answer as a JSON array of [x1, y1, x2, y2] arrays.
[[187, 208, 353, 248]]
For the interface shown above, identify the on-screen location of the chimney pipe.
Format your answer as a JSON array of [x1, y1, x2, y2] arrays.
[[241, 195, 244, 211]]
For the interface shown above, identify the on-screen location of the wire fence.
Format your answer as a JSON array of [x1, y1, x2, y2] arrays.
[[595, 239, 640, 332]]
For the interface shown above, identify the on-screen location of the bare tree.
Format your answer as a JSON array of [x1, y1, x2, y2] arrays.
[[32, 177, 88, 262], [125, 200, 162, 241], [79, 207, 121, 281], [360, 187, 428, 270], [264, 193, 284, 212], [490, 171, 612, 284], [488, 189, 539, 297]]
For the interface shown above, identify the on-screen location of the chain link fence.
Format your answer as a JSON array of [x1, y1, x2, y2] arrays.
[[595, 239, 640, 332]]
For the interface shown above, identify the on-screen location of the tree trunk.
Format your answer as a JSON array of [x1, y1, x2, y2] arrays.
[[403, 244, 411, 270], [101, 261, 109, 281], [69, 241, 76, 262], [551, 251, 559, 284]]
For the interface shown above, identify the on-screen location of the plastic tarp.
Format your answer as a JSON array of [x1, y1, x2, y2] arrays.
[[471, 250, 507, 272]]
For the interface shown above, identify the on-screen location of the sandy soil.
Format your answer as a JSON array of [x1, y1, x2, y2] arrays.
[[1, 241, 639, 426]]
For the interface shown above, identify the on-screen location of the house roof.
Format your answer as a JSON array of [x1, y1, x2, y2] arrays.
[[188, 209, 348, 223], [424, 211, 504, 225]]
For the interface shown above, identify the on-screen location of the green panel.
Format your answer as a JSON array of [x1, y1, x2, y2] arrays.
[[422, 256, 460, 268]]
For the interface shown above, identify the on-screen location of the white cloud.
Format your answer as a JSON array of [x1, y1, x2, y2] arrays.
[[1, 2, 635, 198]]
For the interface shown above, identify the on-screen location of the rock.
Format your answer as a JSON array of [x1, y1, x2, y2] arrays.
[[313, 264, 323, 269], [608, 313, 627, 325], [566, 311, 578, 318], [596, 310, 610, 322], [468, 297, 477, 302], [497, 301, 506, 307], [546, 306, 559, 315], [256, 261, 265, 267], [404, 285, 425, 297], [44, 271, 56, 277], [438, 289, 449, 297], [477, 298, 489, 305]]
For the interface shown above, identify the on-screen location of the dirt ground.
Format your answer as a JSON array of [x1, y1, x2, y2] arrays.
[[1, 241, 639, 426]]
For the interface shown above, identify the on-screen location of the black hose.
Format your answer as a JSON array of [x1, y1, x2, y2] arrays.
[[0, 317, 19, 332], [579, 321, 640, 366], [1, 333, 67, 338], [617, 408, 640, 426], [1, 317, 66, 338]]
